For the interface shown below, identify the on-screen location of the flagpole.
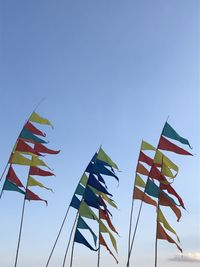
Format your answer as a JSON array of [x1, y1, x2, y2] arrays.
[[14, 156, 33, 267], [62, 212, 79, 267], [126, 121, 168, 267], [154, 155, 164, 267], [45, 206, 70, 267], [97, 208, 101, 267]]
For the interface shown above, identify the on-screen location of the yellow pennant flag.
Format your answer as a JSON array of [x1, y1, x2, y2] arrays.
[[28, 176, 53, 192], [158, 208, 180, 242], [99, 219, 118, 253], [10, 152, 51, 169], [80, 173, 88, 187], [29, 112, 53, 127], [97, 147, 119, 170], [135, 174, 146, 188], [79, 201, 99, 221], [154, 150, 179, 173], [141, 140, 156, 151]]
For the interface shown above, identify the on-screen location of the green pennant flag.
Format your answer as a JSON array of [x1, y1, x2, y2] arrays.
[[3, 179, 25, 195], [97, 147, 119, 170], [162, 122, 191, 148]]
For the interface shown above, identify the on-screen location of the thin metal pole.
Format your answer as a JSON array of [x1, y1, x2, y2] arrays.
[[14, 195, 26, 267], [62, 213, 79, 267], [97, 208, 101, 267], [45, 206, 70, 267], [126, 199, 144, 267]]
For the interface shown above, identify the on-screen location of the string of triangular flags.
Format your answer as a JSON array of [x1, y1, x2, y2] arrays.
[[1, 111, 59, 203], [127, 121, 192, 266], [46, 147, 119, 267]]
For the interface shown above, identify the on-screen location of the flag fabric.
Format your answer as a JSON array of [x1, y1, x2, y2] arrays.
[[6, 166, 24, 187], [158, 208, 180, 242], [99, 208, 118, 234], [3, 179, 25, 195], [160, 183, 185, 209], [135, 174, 146, 188], [29, 166, 54, 176], [162, 122, 191, 148], [157, 222, 182, 252], [158, 136, 192, 156], [159, 193, 182, 221], [99, 233, 118, 263], [74, 229, 98, 251], [136, 163, 149, 176], [97, 147, 119, 170], [141, 140, 156, 151], [19, 128, 47, 144], [139, 151, 154, 166], [24, 121, 46, 137], [27, 176, 53, 192], [133, 187, 157, 207], [25, 189, 47, 205], [34, 143, 60, 154], [29, 112, 53, 127], [77, 216, 97, 246]]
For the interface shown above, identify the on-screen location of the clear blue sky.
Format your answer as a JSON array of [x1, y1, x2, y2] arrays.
[[0, 1, 199, 267]]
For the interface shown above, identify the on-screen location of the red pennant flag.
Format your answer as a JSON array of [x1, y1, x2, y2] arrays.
[[6, 165, 24, 187], [160, 183, 185, 209], [133, 187, 157, 207], [158, 136, 192, 155], [149, 165, 165, 182], [136, 163, 149, 176], [29, 166, 54, 176], [99, 208, 118, 234], [99, 233, 118, 263], [34, 143, 60, 154], [24, 121, 46, 137], [25, 189, 47, 205], [139, 151, 155, 167], [157, 222, 182, 252], [159, 192, 181, 221], [16, 139, 42, 156]]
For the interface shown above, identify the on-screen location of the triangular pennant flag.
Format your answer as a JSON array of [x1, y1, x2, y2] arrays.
[[99, 233, 118, 263], [27, 176, 53, 192], [99, 219, 118, 253], [162, 122, 191, 148], [75, 184, 85, 196], [29, 166, 54, 176], [97, 147, 119, 170], [19, 128, 47, 144], [34, 143, 60, 154], [159, 192, 182, 221], [158, 136, 192, 156], [74, 229, 98, 251], [79, 201, 99, 221], [135, 174, 146, 188], [83, 186, 102, 209], [77, 216, 97, 246], [15, 139, 42, 156], [160, 183, 185, 209], [99, 208, 118, 234], [6, 166, 24, 187], [157, 222, 182, 252], [141, 140, 156, 151], [158, 208, 180, 242], [24, 121, 46, 137], [70, 195, 81, 210], [87, 174, 112, 196], [29, 112, 53, 127], [25, 188, 47, 205], [9, 152, 50, 169], [154, 150, 179, 173], [3, 179, 25, 195], [139, 151, 154, 167], [80, 173, 88, 187], [136, 163, 149, 176], [133, 187, 157, 207]]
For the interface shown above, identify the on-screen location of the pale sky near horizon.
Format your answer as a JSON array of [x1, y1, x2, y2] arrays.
[[0, 1, 199, 267]]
